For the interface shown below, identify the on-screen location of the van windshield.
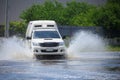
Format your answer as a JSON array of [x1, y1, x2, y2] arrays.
[[33, 31, 60, 38]]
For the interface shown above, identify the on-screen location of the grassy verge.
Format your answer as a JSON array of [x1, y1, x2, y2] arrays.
[[107, 46, 120, 51]]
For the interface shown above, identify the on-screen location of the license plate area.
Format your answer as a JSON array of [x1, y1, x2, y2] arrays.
[[41, 48, 58, 53], [46, 48, 54, 51]]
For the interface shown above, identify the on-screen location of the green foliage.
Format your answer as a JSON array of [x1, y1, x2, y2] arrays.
[[69, 5, 97, 26], [65, 1, 95, 25], [20, 0, 66, 25], [95, 0, 120, 29], [107, 45, 120, 51], [10, 21, 27, 36], [20, 0, 97, 26], [17, 0, 120, 37], [94, 0, 120, 37]]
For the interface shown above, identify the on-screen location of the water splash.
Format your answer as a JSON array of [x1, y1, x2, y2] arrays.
[[0, 31, 107, 60], [67, 31, 107, 58], [0, 36, 33, 60]]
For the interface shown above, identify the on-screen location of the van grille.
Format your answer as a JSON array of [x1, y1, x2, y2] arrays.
[[41, 49, 58, 52], [40, 42, 59, 47]]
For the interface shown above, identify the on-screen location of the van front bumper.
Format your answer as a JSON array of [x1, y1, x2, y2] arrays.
[[32, 46, 66, 55]]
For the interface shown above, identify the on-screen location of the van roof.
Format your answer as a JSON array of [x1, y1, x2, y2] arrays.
[[29, 20, 56, 25], [26, 20, 58, 37]]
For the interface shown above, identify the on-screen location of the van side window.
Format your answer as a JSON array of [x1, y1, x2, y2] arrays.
[[47, 25, 54, 27], [35, 25, 42, 27]]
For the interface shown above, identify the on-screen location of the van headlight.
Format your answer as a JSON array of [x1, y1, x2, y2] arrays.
[[32, 42, 39, 46], [59, 42, 64, 46]]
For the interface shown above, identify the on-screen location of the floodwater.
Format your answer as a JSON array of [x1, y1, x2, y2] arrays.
[[0, 52, 120, 80], [0, 32, 120, 80]]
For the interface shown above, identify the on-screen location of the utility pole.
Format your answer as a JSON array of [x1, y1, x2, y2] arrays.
[[5, 0, 9, 38]]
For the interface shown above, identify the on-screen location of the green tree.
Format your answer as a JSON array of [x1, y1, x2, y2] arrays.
[[20, 0, 96, 26], [19, 0, 120, 37], [69, 4, 97, 26], [65, 1, 93, 25], [95, 0, 120, 37], [20, 0, 66, 25], [10, 21, 27, 36], [20, 4, 44, 22]]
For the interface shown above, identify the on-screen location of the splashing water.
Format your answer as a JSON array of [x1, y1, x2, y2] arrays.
[[67, 31, 107, 58], [0, 31, 107, 60], [0, 36, 33, 60]]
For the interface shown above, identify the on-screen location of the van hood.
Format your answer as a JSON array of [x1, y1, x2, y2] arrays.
[[32, 38, 64, 43]]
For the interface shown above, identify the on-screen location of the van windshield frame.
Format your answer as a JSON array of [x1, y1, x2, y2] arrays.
[[33, 31, 61, 39]]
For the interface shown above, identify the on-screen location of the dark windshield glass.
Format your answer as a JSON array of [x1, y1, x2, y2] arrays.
[[33, 31, 60, 38]]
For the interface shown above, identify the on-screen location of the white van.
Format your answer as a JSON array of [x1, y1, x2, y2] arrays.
[[26, 20, 66, 59]]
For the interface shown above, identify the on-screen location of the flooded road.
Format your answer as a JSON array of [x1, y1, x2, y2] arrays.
[[0, 33, 120, 80], [0, 52, 120, 80]]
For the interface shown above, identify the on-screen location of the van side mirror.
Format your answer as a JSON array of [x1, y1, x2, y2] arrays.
[[62, 36, 66, 39], [26, 37, 31, 40]]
